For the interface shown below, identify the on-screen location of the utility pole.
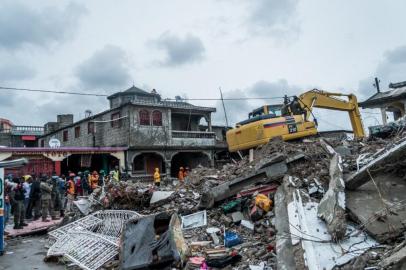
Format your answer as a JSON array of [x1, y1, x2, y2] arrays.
[[373, 77, 381, 93], [219, 87, 229, 127]]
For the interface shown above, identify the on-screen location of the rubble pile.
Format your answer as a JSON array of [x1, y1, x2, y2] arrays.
[[44, 135, 406, 269]]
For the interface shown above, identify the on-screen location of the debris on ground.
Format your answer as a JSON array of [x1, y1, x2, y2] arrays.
[[35, 134, 406, 269]]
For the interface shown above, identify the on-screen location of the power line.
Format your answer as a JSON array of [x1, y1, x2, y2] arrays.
[[0, 86, 285, 101], [0, 86, 109, 97]]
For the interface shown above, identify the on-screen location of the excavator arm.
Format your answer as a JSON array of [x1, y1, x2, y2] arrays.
[[298, 89, 365, 138]]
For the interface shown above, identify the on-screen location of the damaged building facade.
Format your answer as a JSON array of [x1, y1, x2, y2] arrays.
[[360, 80, 406, 124], [38, 86, 227, 178]]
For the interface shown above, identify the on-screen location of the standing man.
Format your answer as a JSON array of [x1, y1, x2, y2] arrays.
[[29, 176, 42, 221], [89, 171, 99, 192], [57, 175, 66, 217], [153, 168, 161, 187], [51, 176, 61, 220], [65, 174, 75, 213], [98, 170, 105, 186], [40, 177, 53, 222], [178, 167, 184, 182], [112, 165, 120, 182], [23, 175, 32, 219], [10, 178, 27, 229]]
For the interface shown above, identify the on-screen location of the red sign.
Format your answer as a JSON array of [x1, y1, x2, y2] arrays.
[[21, 135, 36, 141]]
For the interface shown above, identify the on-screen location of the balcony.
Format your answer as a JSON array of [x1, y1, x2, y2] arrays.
[[0, 126, 44, 136], [11, 126, 44, 136], [171, 130, 215, 139], [171, 130, 215, 147]]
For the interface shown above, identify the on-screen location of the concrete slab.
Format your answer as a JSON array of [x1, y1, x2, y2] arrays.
[[346, 174, 406, 243], [150, 191, 174, 204], [0, 236, 64, 270], [379, 245, 406, 269], [5, 218, 63, 237], [231, 211, 244, 223]]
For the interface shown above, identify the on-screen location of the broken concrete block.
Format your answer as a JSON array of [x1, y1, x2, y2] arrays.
[[199, 156, 287, 209], [346, 173, 406, 243], [317, 153, 347, 240], [150, 191, 174, 204], [288, 190, 377, 270], [379, 245, 406, 269], [346, 138, 406, 190], [231, 211, 244, 223], [241, 220, 255, 231]]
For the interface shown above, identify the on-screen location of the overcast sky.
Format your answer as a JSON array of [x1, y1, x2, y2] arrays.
[[1, 0, 406, 130]]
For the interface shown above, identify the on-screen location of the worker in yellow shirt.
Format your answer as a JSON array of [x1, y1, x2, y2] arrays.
[[153, 168, 161, 187]]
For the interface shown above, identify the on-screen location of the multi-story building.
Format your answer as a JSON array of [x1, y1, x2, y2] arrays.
[[38, 86, 227, 178], [0, 118, 44, 147]]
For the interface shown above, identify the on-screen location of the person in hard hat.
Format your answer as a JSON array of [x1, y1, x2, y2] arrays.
[[153, 168, 161, 187], [178, 167, 184, 181]]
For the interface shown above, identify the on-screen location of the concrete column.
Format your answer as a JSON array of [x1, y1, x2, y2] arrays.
[[54, 161, 61, 176], [165, 160, 171, 179], [381, 108, 387, 125], [207, 114, 212, 132], [210, 151, 215, 168]]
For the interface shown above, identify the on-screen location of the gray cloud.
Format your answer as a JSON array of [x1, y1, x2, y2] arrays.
[[247, 0, 300, 39], [250, 79, 300, 99], [0, 1, 87, 50], [0, 91, 108, 126], [0, 61, 36, 83], [75, 45, 132, 90], [154, 32, 205, 66]]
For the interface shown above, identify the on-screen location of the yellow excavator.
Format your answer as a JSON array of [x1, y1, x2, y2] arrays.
[[226, 89, 365, 152]]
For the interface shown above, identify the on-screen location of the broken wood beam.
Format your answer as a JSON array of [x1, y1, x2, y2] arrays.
[[346, 139, 406, 190]]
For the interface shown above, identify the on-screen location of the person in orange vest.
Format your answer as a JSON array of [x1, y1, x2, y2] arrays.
[[153, 168, 161, 187], [89, 171, 99, 192], [178, 167, 184, 181], [65, 173, 75, 213]]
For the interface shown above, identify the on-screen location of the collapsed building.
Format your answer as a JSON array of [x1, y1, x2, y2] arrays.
[[20, 131, 403, 270], [37, 86, 228, 178]]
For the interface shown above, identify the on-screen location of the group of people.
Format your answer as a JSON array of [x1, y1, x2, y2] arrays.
[[152, 166, 190, 187], [4, 166, 121, 230]]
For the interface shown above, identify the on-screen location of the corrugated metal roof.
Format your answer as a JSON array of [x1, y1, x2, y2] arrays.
[[359, 86, 406, 108]]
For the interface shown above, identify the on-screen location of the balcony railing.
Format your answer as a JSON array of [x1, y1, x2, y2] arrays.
[[171, 130, 215, 139], [0, 126, 44, 135]]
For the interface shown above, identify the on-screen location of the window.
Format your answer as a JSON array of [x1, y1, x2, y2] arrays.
[[40, 139, 45, 147], [63, 130, 69, 142], [139, 110, 150, 125], [75, 126, 81, 138], [111, 112, 121, 128], [152, 110, 162, 126], [88, 122, 95, 134]]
